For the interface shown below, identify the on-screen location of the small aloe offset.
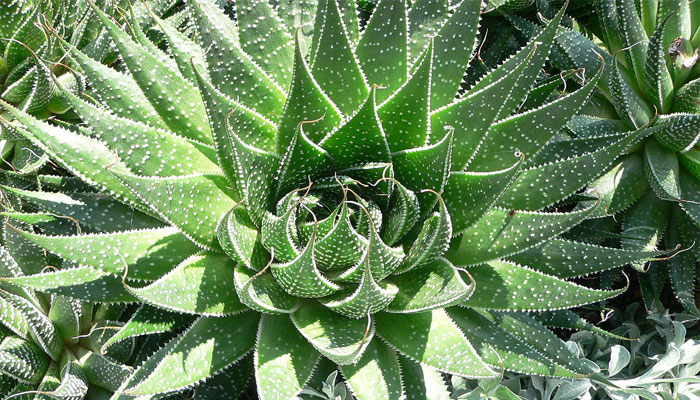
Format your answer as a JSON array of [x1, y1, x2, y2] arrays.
[[0, 0, 666, 399]]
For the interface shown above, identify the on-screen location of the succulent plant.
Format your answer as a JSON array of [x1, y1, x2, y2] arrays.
[[519, 0, 700, 314], [0, 238, 139, 399], [0, 0, 671, 398]]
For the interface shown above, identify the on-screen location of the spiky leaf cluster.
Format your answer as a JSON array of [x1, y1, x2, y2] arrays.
[[0, 0, 669, 399], [0, 0, 184, 176], [526, 0, 700, 314]]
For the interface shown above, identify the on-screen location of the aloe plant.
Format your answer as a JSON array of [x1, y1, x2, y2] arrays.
[[0, 0, 671, 398], [513, 0, 700, 314]]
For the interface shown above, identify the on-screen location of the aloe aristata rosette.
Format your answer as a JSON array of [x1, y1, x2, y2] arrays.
[[508, 0, 700, 314], [0, 0, 667, 399]]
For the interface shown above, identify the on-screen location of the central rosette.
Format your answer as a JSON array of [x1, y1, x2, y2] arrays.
[[221, 168, 458, 319]]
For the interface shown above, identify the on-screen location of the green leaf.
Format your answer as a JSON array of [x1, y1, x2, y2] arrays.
[[621, 190, 670, 271], [322, 87, 390, 169], [311, 0, 368, 114], [392, 131, 452, 213], [652, 113, 700, 152], [430, 47, 534, 170], [0, 290, 62, 361], [310, 0, 360, 62], [679, 169, 700, 224], [193, 61, 277, 189], [235, 0, 294, 89], [271, 229, 341, 298], [0, 245, 42, 311], [341, 339, 404, 400], [234, 263, 299, 314], [291, 302, 373, 365], [124, 312, 259, 396], [46, 361, 88, 399], [643, 15, 674, 113], [657, 0, 692, 53], [110, 172, 237, 249], [616, 0, 648, 92], [33, 361, 60, 396], [326, 205, 404, 283], [128, 8, 179, 73], [473, 4, 566, 121], [76, 348, 131, 392], [448, 307, 587, 377], [61, 39, 168, 130], [101, 305, 192, 353], [406, 0, 448, 63], [387, 258, 472, 313], [189, 0, 287, 121], [382, 182, 420, 246], [378, 41, 431, 152], [10, 226, 198, 280], [608, 60, 653, 129], [2, 186, 161, 232], [0, 102, 147, 211], [447, 204, 596, 266], [532, 310, 631, 340], [469, 66, 601, 171], [0, 336, 47, 383], [261, 204, 301, 264], [398, 355, 451, 400], [227, 125, 280, 226], [553, 26, 615, 97], [277, 124, 334, 196], [462, 260, 626, 310], [320, 262, 399, 319], [679, 148, 700, 180], [375, 309, 495, 377], [429, 0, 481, 109], [443, 156, 522, 235], [92, 4, 212, 145], [277, 0, 318, 53], [3, 265, 136, 303], [508, 238, 666, 279], [498, 126, 648, 210], [488, 312, 599, 375], [356, 0, 407, 103], [644, 139, 681, 200], [313, 202, 366, 269], [152, 14, 208, 84], [666, 209, 700, 315], [217, 207, 268, 271], [3, 6, 43, 68], [0, 289, 29, 340], [277, 33, 342, 154], [401, 194, 452, 271], [255, 314, 319, 400], [580, 153, 649, 218], [194, 355, 254, 400], [57, 87, 220, 177], [125, 251, 245, 316]]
